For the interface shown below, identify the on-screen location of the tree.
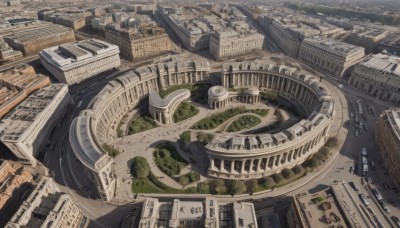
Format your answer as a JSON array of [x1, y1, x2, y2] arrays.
[[271, 173, 285, 185], [292, 165, 305, 174], [180, 131, 191, 146], [247, 179, 258, 194], [226, 180, 246, 195], [209, 179, 227, 195], [281, 168, 295, 180], [130, 156, 150, 179], [260, 177, 275, 189]]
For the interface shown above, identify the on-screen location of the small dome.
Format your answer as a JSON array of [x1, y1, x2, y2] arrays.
[[208, 86, 228, 101]]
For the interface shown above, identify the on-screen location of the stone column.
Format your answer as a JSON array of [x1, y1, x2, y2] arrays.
[[220, 160, 225, 172], [230, 160, 235, 173], [256, 159, 261, 172], [264, 157, 269, 170], [210, 158, 215, 169], [249, 159, 254, 173], [241, 160, 245, 174]]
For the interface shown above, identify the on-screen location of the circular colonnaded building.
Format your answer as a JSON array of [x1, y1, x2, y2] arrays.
[[205, 61, 335, 179]]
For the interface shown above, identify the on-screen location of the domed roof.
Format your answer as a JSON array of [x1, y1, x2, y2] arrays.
[[208, 86, 229, 101]]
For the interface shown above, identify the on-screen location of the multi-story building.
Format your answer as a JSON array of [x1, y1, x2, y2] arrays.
[[5, 176, 86, 228], [0, 84, 71, 167], [0, 39, 23, 64], [349, 53, 400, 104], [69, 59, 209, 201], [299, 37, 365, 78], [257, 9, 346, 57], [149, 89, 191, 124], [39, 10, 92, 31], [139, 197, 258, 228], [206, 61, 334, 179], [0, 22, 75, 56], [210, 29, 264, 59], [344, 28, 388, 54], [0, 160, 33, 208], [376, 109, 400, 189], [40, 39, 121, 86], [0, 65, 50, 118], [91, 15, 112, 30], [105, 25, 172, 60], [378, 33, 400, 55]]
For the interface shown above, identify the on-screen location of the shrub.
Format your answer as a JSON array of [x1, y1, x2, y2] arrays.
[[259, 176, 276, 189], [178, 175, 190, 185], [246, 179, 258, 194], [271, 173, 285, 185], [226, 180, 246, 195], [179, 131, 191, 146], [292, 165, 305, 174], [196, 132, 214, 144], [209, 179, 227, 195], [197, 182, 210, 194], [281, 168, 295, 180], [130, 156, 150, 179], [325, 137, 338, 148], [101, 143, 119, 157]]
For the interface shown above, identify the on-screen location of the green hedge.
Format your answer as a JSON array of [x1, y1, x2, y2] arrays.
[[226, 115, 261, 132], [174, 102, 199, 122], [153, 142, 188, 176], [128, 116, 158, 135]]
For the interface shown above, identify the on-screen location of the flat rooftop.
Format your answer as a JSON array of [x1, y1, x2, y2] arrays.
[[0, 84, 66, 142], [305, 37, 364, 55], [362, 53, 400, 76]]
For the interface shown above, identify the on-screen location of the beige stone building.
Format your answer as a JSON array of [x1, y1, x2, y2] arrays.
[[299, 38, 365, 78], [257, 9, 345, 57], [40, 39, 121, 86], [349, 53, 400, 104], [0, 84, 71, 167], [69, 59, 209, 201], [139, 197, 257, 228], [208, 85, 260, 109], [105, 25, 172, 61], [210, 29, 264, 59], [39, 11, 92, 31], [376, 109, 400, 189], [0, 160, 33, 215], [0, 65, 50, 118], [5, 177, 86, 228], [206, 61, 334, 180], [344, 28, 388, 54], [0, 22, 75, 56], [0, 39, 23, 64], [149, 89, 191, 124], [378, 33, 400, 55]]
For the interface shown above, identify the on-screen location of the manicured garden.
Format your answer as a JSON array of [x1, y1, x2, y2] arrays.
[[128, 116, 158, 135], [153, 142, 188, 176], [173, 101, 199, 122], [191, 107, 269, 130], [178, 171, 200, 185], [226, 115, 262, 132]]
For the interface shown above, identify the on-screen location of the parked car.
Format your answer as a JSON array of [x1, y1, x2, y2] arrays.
[[359, 194, 369, 206], [391, 216, 400, 227], [380, 201, 390, 213]]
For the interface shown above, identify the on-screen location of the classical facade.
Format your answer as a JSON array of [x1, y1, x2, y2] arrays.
[[376, 109, 400, 189], [105, 25, 173, 61], [0, 22, 75, 56], [39, 11, 92, 31], [209, 29, 264, 59], [349, 53, 400, 104], [344, 28, 388, 54], [257, 11, 345, 57], [0, 65, 50, 118], [0, 84, 71, 167], [0, 161, 33, 215], [139, 197, 257, 228], [208, 85, 260, 109], [40, 39, 121, 86], [0, 39, 23, 64], [69, 59, 209, 201], [206, 61, 335, 179], [5, 177, 85, 228], [299, 38, 365, 78], [149, 89, 191, 124]]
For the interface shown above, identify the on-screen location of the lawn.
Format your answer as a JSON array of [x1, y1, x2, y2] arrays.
[[226, 115, 262, 132], [173, 101, 199, 122], [191, 107, 268, 130], [131, 178, 162, 193], [128, 116, 158, 135]]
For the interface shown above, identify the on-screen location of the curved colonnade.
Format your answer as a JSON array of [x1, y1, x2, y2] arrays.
[[149, 89, 191, 124], [206, 61, 335, 179], [69, 60, 210, 201]]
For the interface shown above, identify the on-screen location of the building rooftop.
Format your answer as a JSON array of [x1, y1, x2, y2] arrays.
[[305, 37, 365, 55], [361, 52, 400, 76], [149, 89, 190, 109], [0, 84, 67, 142], [40, 39, 119, 68]]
